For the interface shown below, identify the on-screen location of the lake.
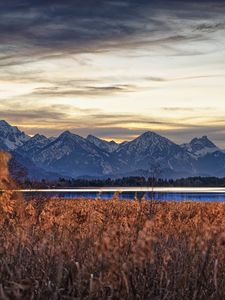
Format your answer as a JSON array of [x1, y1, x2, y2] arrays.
[[17, 187, 225, 202]]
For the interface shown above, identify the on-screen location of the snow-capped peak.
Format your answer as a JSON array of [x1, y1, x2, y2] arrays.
[[131, 131, 175, 149], [181, 136, 219, 157], [0, 120, 30, 150], [32, 133, 47, 141], [87, 135, 119, 153], [0, 120, 10, 127], [17, 133, 50, 155]]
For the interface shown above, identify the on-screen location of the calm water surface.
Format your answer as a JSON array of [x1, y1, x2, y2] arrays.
[[18, 187, 225, 202]]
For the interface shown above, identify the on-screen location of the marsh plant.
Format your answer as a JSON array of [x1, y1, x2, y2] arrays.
[[0, 152, 225, 299], [0, 194, 225, 299]]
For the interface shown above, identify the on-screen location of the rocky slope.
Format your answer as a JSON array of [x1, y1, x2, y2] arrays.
[[1, 120, 225, 179]]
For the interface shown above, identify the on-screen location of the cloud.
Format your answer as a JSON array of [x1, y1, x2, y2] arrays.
[[0, 0, 224, 68], [0, 100, 219, 135], [0, 0, 225, 146], [195, 22, 225, 33], [32, 84, 137, 97], [2, 100, 225, 146], [0, 103, 100, 124], [162, 107, 213, 112], [146, 74, 225, 83]]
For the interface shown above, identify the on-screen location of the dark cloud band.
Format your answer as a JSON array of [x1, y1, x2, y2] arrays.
[[0, 0, 224, 67]]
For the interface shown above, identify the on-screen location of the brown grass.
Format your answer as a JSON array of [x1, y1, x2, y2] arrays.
[[0, 152, 12, 189], [1, 151, 225, 299], [1, 192, 225, 300]]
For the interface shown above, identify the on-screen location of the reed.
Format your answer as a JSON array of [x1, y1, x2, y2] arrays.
[[0, 194, 225, 299], [1, 151, 225, 299]]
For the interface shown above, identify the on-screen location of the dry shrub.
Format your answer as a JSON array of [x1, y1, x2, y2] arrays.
[[0, 151, 26, 223], [1, 191, 225, 299], [0, 151, 11, 189]]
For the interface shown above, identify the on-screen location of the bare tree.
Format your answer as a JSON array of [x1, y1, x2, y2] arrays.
[[143, 162, 162, 200]]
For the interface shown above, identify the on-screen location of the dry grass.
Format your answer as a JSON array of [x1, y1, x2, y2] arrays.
[[0, 192, 225, 300], [0, 152, 12, 190], [1, 151, 225, 299]]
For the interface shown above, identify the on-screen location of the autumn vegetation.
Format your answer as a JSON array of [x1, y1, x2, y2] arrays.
[[1, 152, 225, 299]]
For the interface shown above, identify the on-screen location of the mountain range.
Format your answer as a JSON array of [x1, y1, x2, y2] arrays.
[[0, 119, 225, 180]]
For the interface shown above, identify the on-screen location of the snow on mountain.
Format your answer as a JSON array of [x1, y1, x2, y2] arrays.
[[48, 136, 57, 143], [0, 120, 30, 150], [17, 134, 51, 157], [10, 151, 61, 180], [195, 151, 225, 177], [33, 131, 113, 177], [87, 135, 119, 153], [0, 121, 60, 179], [1, 120, 225, 179], [120, 141, 128, 147], [113, 131, 195, 175], [181, 136, 219, 158]]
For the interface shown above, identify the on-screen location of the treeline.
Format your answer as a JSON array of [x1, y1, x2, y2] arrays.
[[21, 176, 225, 188]]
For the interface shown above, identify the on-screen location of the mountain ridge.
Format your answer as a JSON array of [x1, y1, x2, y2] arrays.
[[0, 120, 225, 179], [181, 136, 219, 157]]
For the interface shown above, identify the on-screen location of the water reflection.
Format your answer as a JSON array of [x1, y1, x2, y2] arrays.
[[23, 190, 225, 202]]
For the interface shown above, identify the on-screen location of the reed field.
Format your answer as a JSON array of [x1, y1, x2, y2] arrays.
[[0, 151, 225, 299], [1, 190, 225, 300]]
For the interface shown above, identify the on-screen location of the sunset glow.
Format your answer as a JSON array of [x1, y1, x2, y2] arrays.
[[1, 1, 225, 145]]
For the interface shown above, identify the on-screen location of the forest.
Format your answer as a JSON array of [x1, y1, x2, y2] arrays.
[[21, 176, 225, 189]]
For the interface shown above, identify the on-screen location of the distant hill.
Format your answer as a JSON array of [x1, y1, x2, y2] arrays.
[[1, 119, 225, 179]]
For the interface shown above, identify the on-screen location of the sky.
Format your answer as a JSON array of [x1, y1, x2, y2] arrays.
[[1, 0, 225, 145]]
